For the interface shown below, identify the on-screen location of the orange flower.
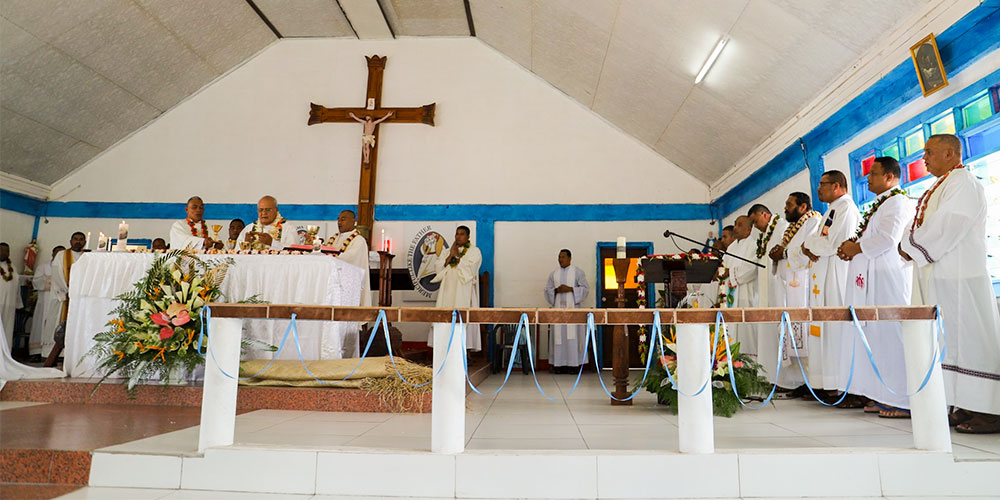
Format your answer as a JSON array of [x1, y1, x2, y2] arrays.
[[112, 350, 125, 361]]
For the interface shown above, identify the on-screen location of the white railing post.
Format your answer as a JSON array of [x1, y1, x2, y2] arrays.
[[900, 318, 952, 452], [431, 322, 465, 454], [676, 323, 714, 453], [198, 317, 243, 453]]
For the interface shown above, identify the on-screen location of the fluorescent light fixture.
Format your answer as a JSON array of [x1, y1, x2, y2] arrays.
[[695, 37, 729, 84]]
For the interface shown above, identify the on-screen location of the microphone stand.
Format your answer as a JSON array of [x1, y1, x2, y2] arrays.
[[662, 229, 764, 268]]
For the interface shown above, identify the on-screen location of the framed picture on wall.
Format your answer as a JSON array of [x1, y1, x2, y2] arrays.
[[910, 33, 948, 97]]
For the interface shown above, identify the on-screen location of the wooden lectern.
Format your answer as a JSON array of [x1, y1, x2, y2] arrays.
[[640, 257, 721, 308]]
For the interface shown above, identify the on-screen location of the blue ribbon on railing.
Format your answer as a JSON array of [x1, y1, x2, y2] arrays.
[[462, 313, 556, 400], [716, 310, 790, 410], [845, 305, 946, 397]]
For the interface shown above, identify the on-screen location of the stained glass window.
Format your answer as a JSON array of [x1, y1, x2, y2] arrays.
[[907, 158, 928, 182], [930, 114, 956, 135], [963, 94, 994, 129], [904, 129, 925, 157], [881, 141, 900, 160]]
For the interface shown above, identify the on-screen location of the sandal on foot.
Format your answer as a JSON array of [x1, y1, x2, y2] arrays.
[[836, 394, 869, 409], [955, 413, 1000, 434], [864, 403, 880, 413], [878, 407, 911, 419], [949, 408, 974, 427]]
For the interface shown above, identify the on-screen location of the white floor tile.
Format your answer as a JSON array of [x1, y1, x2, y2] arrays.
[[576, 423, 676, 440], [740, 453, 883, 497], [163, 490, 312, 499], [583, 436, 678, 451], [255, 420, 381, 436], [181, 448, 317, 494], [472, 422, 583, 439], [344, 435, 430, 450], [89, 453, 182, 489], [880, 452, 1000, 496], [54, 487, 176, 499], [466, 437, 588, 450], [235, 432, 355, 447], [716, 435, 828, 449], [773, 417, 911, 436], [316, 452, 455, 497], [456, 454, 597, 499], [598, 454, 740, 498]]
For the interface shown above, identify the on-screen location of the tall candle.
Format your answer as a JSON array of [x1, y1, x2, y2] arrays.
[[98, 232, 108, 251], [85, 232, 91, 250], [381, 229, 386, 251], [616, 236, 627, 259]]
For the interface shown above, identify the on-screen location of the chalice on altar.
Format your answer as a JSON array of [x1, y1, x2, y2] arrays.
[[211, 224, 223, 240], [239, 241, 251, 252], [306, 225, 321, 253]]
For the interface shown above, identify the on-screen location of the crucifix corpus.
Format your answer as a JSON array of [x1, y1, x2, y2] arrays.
[[308, 55, 436, 243]]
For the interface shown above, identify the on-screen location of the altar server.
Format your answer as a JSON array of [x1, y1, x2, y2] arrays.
[[544, 249, 590, 372]]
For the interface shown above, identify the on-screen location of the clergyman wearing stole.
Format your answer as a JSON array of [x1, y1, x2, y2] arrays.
[[899, 134, 1000, 434], [544, 249, 590, 373], [748, 204, 787, 385], [427, 226, 482, 352]]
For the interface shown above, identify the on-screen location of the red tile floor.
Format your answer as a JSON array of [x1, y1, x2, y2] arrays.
[[0, 403, 202, 500]]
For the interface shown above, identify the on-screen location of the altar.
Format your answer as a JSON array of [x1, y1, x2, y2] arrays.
[[61, 252, 366, 377]]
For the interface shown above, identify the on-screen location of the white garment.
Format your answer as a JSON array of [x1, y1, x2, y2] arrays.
[[755, 215, 788, 385], [169, 219, 207, 250], [427, 245, 482, 351], [237, 218, 300, 250], [43, 250, 81, 358], [775, 213, 821, 388], [900, 168, 1000, 415], [843, 192, 916, 409], [0, 260, 21, 348], [29, 261, 52, 355], [802, 194, 861, 389], [545, 264, 590, 367], [330, 229, 371, 358], [0, 316, 65, 388], [728, 231, 761, 358]]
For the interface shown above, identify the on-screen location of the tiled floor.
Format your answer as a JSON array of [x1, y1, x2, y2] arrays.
[[94, 371, 1000, 460]]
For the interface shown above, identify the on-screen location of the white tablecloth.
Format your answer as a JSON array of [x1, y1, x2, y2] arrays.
[[63, 253, 366, 377]]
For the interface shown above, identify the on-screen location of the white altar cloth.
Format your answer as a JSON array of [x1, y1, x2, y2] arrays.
[[62, 253, 365, 377]]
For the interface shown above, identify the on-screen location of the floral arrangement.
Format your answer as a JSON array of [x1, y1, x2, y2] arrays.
[[755, 215, 781, 259], [88, 250, 265, 391], [636, 325, 769, 417]]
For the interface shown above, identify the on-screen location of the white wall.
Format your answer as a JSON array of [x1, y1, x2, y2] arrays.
[[724, 170, 812, 224], [0, 208, 36, 271], [48, 37, 707, 206]]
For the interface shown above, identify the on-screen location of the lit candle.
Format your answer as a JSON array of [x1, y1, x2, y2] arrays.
[[98, 232, 108, 251], [387, 238, 391, 254], [616, 236, 627, 259], [381, 229, 386, 251], [85, 232, 91, 250]]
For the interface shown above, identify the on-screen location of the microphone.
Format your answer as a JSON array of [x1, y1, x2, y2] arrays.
[[662, 230, 672, 238]]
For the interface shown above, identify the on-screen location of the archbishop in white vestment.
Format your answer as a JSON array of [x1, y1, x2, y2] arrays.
[[802, 175, 861, 390], [773, 193, 821, 388], [899, 135, 1000, 422], [427, 227, 482, 351], [544, 250, 590, 369], [238, 196, 300, 250], [839, 160, 915, 410]]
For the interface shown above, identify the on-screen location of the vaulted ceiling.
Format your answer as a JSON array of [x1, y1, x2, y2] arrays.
[[1, 0, 933, 188]]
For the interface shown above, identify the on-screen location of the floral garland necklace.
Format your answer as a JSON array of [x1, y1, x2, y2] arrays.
[[755, 215, 781, 259], [780, 210, 820, 246], [912, 165, 964, 230], [252, 214, 286, 240], [853, 188, 908, 240], [333, 230, 359, 252], [448, 243, 470, 267], [0, 259, 12, 282], [186, 218, 208, 238]]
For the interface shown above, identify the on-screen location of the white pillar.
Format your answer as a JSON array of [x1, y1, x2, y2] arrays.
[[901, 319, 952, 452], [431, 321, 465, 454], [676, 323, 714, 453], [198, 317, 243, 453]]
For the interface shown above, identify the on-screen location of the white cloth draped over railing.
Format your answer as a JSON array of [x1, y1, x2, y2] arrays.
[[62, 253, 366, 377]]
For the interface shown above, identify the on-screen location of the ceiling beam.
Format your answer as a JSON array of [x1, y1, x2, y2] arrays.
[[464, 0, 476, 36], [339, 0, 394, 39], [245, 0, 283, 38]]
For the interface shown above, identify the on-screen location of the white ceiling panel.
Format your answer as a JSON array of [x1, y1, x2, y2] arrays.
[[469, 0, 531, 68], [0, 17, 45, 74], [381, 0, 469, 36], [136, 0, 276, 71], [0, 0, 118, 43], [254, 0, 355, 37], [531, 0, 618, 105], [0, 107, 95, 184]]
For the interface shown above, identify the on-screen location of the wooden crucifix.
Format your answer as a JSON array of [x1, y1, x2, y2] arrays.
[[308, 55, 435, 243]]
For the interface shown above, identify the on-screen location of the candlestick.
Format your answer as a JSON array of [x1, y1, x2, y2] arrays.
[[616, 236, 626, 259]]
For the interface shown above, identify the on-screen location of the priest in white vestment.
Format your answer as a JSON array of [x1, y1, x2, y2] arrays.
[[899, 134, 1000, 433], [770, 193, 822, 390], [169, 196, 221, 251], [0, 243, 22, 347], [237, 195, 300, 250], [837, 157, 915, 414], [715, 225, 738, 308], [727, 216, 760, 358], [427, 226, 482, 351], [43, 233, 87, 359], [327, 210, 371, 358], [544, 249, 590, 372], [29, 246, 63, 356], [749, 204, 787, 383], [801, 171, 861, 392]]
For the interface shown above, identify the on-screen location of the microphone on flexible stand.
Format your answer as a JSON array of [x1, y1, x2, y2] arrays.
[[662, 230, 672, 238]]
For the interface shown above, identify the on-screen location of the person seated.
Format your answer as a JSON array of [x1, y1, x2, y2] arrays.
[[151, 238, 167, 252], [237, 196, 299, 250]]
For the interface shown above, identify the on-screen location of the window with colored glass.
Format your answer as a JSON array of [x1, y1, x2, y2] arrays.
[[963, 94, 994, 129], [904, 128, 925, 157], [881, 141, 900, 160], [930, 113, 956, 135]]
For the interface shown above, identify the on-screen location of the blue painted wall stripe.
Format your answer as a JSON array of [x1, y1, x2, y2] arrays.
[[714, 4, 1000, 219]]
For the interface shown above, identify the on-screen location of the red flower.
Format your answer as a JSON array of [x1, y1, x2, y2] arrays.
[[171, 310, 191, 326], [159, 327, 175, 340], [733, 361, 744, 368], [150, 312, 170, 326]]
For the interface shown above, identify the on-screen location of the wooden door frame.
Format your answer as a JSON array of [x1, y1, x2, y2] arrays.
[[594, 241, 654, 367]]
